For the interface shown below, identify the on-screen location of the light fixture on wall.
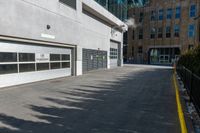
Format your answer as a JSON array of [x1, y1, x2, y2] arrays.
[[111, 25, 127, 37], [46, 25, 51, 30]]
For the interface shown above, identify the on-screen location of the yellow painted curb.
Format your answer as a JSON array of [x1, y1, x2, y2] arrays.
[[173, 72, 188, 133]]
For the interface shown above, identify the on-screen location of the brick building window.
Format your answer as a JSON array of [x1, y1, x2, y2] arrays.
[[166, 26, 171, 38], [138, 46, 143, 53], [150, 28, 156, 39], [188, 45, 194, 50], [188, 24, 195, 38], [151, 10, 156, 21], [174, 25, 180, 37], [190, 5, 196, 18], [132, 30, 135, 40], [158, 28, 163, 38], [139, 12, 144, 22], [167, 8, 172, 19], [138, 29, 143, 39], [158, 9, 164, 20], [132, 47, 134, 56], [175, 6, 181, 19]]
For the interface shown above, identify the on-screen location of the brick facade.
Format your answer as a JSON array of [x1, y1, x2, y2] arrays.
[[127, 0, 200, 64]]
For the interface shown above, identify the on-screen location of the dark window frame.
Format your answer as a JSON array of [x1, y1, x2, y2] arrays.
[[158, 28, 163, 38], [0, 52, 17, 62], [174, 25, 180, 37], [166, 26, 171, 38], [138, 29, 143, 39], [59, 0, 76, 10]]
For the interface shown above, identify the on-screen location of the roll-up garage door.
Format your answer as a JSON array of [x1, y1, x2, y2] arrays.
[[0, 41, 72, 88], [82, 49, 107, 73], [110, 41, 121, 68]]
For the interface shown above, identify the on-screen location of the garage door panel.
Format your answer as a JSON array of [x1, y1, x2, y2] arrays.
[[110, 41, 121, 68], [0, 42, 72, 88]]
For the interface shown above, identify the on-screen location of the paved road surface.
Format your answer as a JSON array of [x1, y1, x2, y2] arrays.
[[0, 65, 180, 133]]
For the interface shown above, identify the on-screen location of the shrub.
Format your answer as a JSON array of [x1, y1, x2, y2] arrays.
[[177, 45, 200, 76]]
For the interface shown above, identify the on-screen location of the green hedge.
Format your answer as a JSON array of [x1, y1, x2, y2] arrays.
[[178, 45, 200, 76]]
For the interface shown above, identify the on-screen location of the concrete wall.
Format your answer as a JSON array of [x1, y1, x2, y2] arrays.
[[0, 0, 126, 75]]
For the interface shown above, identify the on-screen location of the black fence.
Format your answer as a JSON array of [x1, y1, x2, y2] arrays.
[[176, 65, 200, 116]]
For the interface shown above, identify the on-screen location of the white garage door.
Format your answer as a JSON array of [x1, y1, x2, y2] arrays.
[[110, 41, 120, 68], [0, 42, 72, 88]]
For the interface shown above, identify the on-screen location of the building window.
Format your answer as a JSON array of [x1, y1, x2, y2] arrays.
[[175, 6, 181, 19], [158, 28, 163, 38], [50, 54, 60, 61], [150, 28, 156, 39], [190, 5, 196, 18], [188, 45, 194, 50], [0, 52, 17, 62], [19, 53, 35, 62], [50, 62, 61, 69], [62, 54, 70, 61], [166, 26, 171, 38], [139, 29, 143, 39], [139, 12, 144, 22], [132, 30, 135, 40], [59, 0, 76, 9], [151, 10, 156, 21], [188, 24, 195, 38], [132, 47, 134, 56], [62, 62, 70, 68], [158, 9, 164, 20], [19, 64, 35, 73], [37, 63, 49, 71], [167, 8, 172, 19], [0, 64, 18, 75], [174, 25, 180, 37], [138, 46, 143, 53]]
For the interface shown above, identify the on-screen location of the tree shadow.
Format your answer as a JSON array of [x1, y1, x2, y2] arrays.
[[0, 68, 179, 133]]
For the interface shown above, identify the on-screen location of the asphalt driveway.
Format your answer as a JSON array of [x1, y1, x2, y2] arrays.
[[0, 65, 180, 133]]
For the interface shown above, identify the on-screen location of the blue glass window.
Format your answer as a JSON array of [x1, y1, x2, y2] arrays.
[[158, 9, 164, 20], [175, 6, 181, 19], [190, 5, 196, 17], [188, 24, 195, 38], [167, 8, 173, 19], [174, 25, 180, 37]]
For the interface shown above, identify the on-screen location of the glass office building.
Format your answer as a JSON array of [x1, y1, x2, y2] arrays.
[[95, 0, 128, 21], [95, 0, 149, 21], [128, 0, 149, 7]]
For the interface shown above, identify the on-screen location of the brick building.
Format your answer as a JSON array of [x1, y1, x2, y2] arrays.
[[127, 0, 200, 64]]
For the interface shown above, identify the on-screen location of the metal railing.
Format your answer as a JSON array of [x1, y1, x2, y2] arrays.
[[176, 65, 200, 116]]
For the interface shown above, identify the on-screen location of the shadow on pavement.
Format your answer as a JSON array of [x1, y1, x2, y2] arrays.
[[0, 68, 179, 133]]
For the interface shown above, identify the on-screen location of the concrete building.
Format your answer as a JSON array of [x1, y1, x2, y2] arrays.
[[127, 0, 200, 64], [0, 0, 127, 88]]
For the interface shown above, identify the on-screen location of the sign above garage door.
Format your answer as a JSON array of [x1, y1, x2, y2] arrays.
[[36, 53, 50, 62]]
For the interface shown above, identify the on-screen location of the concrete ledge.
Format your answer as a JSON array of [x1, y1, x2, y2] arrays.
[[82, 0, 126, 28]]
